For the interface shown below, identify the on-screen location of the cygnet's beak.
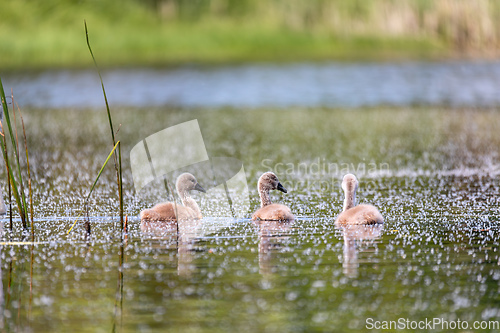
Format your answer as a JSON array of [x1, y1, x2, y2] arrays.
[[194, 183, 206, 193], [277, 182, 287, 193]]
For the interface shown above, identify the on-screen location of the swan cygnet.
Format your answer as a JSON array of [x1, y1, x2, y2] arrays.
[[252, 172, 294, 222], [140, 173, 206, 230], [335, 174, 383, 226]]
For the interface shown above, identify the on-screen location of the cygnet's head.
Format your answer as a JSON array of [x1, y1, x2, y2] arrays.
[[259, 172, 287, 193], [176, 173, 206, 194], [342, 174, 358, 195]]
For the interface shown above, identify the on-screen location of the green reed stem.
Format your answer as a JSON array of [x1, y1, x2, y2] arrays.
[[17, 105, 34, 236], [8, 91, 29, 229], [7, 141, 12, 230], [85, 20, 124, 226], [118, 142, 123, 231], [11, 95, 31, 230], [0, 77, 28, 230]]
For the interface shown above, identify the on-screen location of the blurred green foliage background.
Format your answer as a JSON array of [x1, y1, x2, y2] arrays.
[[1, 0, 500, 69]]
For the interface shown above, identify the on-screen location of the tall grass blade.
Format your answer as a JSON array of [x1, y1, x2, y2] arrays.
[[84, 20, 116, 146], [67, 141, 120, 234], [86, 141, 120, 206], [0, 117, 14, 230], [17, 105, 34, 236], [85, 20, 124, 226], [67, 213, 83, 235], [7, 144, 12, 230], [11, 93, 30, 227], [0, 121, 24, 229], [118, 142, 123, 231], [7, 91, 28, 229], [0, 78, 27, 229]]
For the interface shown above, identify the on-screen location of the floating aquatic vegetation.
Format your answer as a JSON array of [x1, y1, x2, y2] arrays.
[[0, 106, 499, 331]]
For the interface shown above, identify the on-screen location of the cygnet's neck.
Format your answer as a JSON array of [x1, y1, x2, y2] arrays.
[[178, 187, 201, 216], [258, 181, 272, 208], [343, 189, 356, 211], [183, 196, 201, 216]]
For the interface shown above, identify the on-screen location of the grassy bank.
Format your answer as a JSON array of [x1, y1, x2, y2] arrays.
[[1, 0, 499, 69]]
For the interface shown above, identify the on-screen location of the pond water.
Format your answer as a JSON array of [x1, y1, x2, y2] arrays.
[[3, 60, 500, 109], [0, 80, 500, 331]]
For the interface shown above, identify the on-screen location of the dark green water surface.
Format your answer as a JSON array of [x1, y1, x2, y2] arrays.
[[1, 107, 499, 332]]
